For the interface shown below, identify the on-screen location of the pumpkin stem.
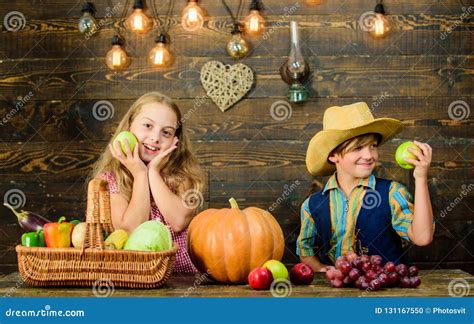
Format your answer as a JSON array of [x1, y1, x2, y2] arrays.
[[229, 197, 239, 209]]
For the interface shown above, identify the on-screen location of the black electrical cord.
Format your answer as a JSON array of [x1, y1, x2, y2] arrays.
[[152, 0, 175, 34], [115, 0, 130, 36], [222, 0, 244, 24]]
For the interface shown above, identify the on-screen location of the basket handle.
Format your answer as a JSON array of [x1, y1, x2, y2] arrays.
[[82, 179, 113, 251], [99, 182, 114, 236]]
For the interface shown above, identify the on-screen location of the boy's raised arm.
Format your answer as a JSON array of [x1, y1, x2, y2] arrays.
[[406, 141, 434, 246]]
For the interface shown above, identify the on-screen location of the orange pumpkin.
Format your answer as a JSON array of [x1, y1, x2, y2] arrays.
[[187, 197, 285, 283]]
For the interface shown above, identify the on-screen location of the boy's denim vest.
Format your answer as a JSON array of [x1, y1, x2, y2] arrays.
[[308, 178, 404, 265]]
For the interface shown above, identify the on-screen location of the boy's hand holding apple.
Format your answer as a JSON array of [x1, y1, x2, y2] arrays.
[[395, 140, 432, 180], [405, 141, 432, 180]]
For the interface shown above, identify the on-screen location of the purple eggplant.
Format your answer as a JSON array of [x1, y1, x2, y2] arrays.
[[3, 203, 51, 231]]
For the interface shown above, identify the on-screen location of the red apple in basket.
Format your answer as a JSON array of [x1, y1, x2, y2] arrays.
[[289, 263, 315, 285], [248, 267, 273, 290]]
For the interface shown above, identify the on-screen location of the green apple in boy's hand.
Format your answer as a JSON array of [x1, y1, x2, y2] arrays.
[[262, 260, 289, 280], [395, 141, 421, 169], [115, 131, 138, 154]]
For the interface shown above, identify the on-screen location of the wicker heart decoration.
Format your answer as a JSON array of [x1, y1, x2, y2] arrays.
[[200, 60, 254, 112]]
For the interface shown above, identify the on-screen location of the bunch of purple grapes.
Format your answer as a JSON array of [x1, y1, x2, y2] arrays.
[[325, 252, 421, 291]]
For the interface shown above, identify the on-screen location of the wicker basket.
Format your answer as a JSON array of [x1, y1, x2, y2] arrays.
[[16, 179, 177, 288]]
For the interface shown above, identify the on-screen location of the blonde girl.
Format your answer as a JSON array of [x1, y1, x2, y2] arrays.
[[90, 92, 204, 272]]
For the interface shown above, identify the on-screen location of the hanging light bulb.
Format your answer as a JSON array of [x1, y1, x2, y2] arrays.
[[226, 23, 250, 59], [369, 2, 390, 38], [244, 0, 265, 36], [78, 2, 96, 34], [125, 0, 153, 33], [149, 34, 173, 67], [181, 0, 205, 32], [105, 35, 130, 70]]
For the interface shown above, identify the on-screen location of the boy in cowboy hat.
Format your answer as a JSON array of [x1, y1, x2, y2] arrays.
[[297, 102, 434, 271]]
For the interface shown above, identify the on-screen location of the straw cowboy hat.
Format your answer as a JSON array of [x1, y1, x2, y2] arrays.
[[306, 102, 404, 176]]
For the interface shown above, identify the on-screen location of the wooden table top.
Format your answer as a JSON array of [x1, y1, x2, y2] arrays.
[[1, 270, 473, 297]]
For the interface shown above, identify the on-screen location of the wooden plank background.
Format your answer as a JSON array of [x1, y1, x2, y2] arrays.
[[0, 0, 472, 274]]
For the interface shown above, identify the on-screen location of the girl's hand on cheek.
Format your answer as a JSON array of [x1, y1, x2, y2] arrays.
[[147, 137, 179, 173], [109, 139, 148, 177]]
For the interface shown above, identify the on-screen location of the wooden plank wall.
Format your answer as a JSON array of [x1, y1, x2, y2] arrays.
[[0, 0, 472, 274]]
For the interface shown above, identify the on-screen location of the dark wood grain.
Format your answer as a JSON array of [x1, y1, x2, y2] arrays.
[[0, 14, 472, 59], [0, 55, 471, 100], [1, 97, 472, 142], [0, 0, 468, 20]]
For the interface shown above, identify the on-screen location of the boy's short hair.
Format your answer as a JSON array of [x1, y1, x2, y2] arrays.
[[328, 133, 382, 164]]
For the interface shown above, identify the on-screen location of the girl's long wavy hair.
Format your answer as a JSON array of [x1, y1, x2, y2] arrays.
[[89, 92, 204, 201]]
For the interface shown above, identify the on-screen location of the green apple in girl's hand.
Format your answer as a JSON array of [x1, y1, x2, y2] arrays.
[[395, 141, 421, 169], [115, 131, 138, 154]]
